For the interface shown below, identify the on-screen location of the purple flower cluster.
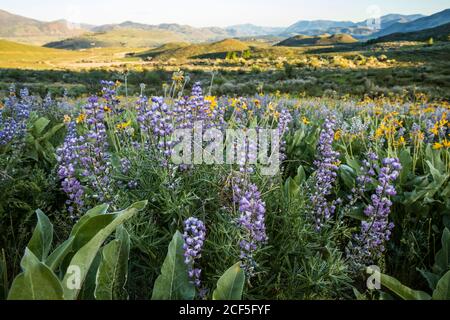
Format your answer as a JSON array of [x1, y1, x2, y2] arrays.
[[78, 96, 112, 202], [56, 122, 84, 217], [350, 157, 402, 265], [136, 95, 175, 165], [0, 86, 31, 147], [233, 181, 268, 275], [310, 117, 340, 231], [277, 108, 293, 162], [182, 217, 206, 289]]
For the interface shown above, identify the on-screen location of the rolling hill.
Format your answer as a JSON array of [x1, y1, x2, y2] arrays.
[[276, 34, 358, 47], [137, 39, 251, 60], [370, 22, 450, 43], [44, 28, 190, 49], [0, 39, 79, 68], [372, 9, 450, 38], [0, 9, 88, 45]]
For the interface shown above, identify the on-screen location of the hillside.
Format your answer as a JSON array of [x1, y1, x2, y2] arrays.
[[0, 39, 79, 68], [370, 22, 450, 43], [372, 8, 450, 38], [276, 34, 358, 47], [137, 39, 250, 60], [44, 28, 190, 49], [0, 9, 87, 45]]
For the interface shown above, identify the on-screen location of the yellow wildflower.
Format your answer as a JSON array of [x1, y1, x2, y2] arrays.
[[63, 115, 71, 123], [334, 130, 342, 141], [116, 120, 132, 131], [76, 113, 86, 124], [302, 117, 310, 125], [433, 142, 443, 150], [430, 123, 439, 136], [444, 140, 450, 148], [0, 102, 4, 110], [104, 106, 112, 113]]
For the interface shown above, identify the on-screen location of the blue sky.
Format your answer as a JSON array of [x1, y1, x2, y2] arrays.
[[1, 0, 449, 27]]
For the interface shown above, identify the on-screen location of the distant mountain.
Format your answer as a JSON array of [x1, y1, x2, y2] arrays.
[[369, 22, 450, 43], [356, 14, 425, 30], [372, 9, 450, 38], [0, 9, 87, 45], [284, 20, 356, 35], [276, 33, 358, 47], [284, 14, 425, 37], [225, 24, 284, 37]]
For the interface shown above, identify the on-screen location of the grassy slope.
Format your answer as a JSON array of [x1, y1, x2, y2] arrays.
[[44, 28, 187, 49], [369, 22, 450, 43], [138, 39, 251, 60], [276, 34, 358, 47], [0, 39, 147, 69]]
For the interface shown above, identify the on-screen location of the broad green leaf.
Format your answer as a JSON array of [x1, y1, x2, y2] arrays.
[[95, 227, 130, 300], [418, 269, 440, 291], [212, 262, 245, 300], [151, 231, 195, 300], [8, 248, 63, 300], [62, 201, 147, 300], [32, 117, 50, 136], [340, 165, 356, 189], [294, 165, 306, 185], [71, 203, 110, 236], [45, 237, 74, 271], [380, 273, 431, 300], [78, 251, 102, 300], [40, 123, 65, 141], [433, 228, 450, 275], [28, 209, 53, 261], [432, 270, 450, 300]]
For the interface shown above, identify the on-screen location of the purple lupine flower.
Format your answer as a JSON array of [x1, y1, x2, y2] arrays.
[[182, 217, 206, 290], [56, 121, 84, 218], [310, 116, 340, 231], [277, 108, 293, 162], [348, 157, 402, 266], [0, 85, 31, 147], [233, 181, 268, 276]]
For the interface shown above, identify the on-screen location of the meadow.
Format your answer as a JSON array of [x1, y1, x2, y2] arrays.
[[1, 74, 450, 300], [1, 10, 450, 300]]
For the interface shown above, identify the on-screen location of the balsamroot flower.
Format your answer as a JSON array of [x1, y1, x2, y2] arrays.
[[349, 157, 402, 266], [310, 116, 340, 231], [182, 217, 206, 289]]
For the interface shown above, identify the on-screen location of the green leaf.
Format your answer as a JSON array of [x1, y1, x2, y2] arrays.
[[95, 227, 130, 300], [380, 273, 431, 300], [39, 123, 65, 142], [62, 201, 147, 300], [71, 203, 110, 236], [432, 270, 450, 300], [28, 209, 53, 261], [433, 228, 450, 275], [340, 165, 356, 189], [294, 165, 306, 185], [151, 231, 195, 300], [212, 262, 245, 300], [32, 117, 50, 136], [418, 269, 440, 291], [0, 249, 7, 300], [8, 248, 63, 300], [45, 237, 74, 271]]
